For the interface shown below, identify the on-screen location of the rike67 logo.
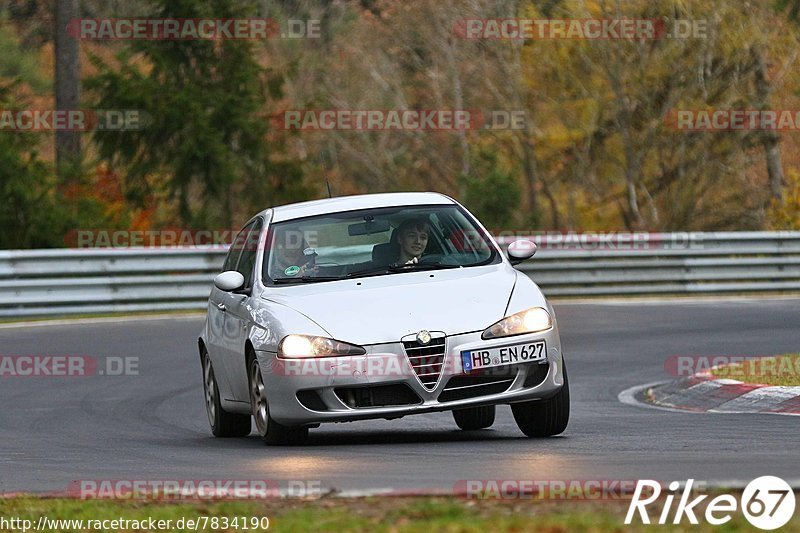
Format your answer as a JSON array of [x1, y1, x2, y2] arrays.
[[626, 477, 795, 530]]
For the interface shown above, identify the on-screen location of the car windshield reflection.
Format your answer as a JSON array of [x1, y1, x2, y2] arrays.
[[263, 204, 499, 285]]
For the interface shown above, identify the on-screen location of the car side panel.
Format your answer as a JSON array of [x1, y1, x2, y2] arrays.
[[217, 291, 249, 402], [205, 285, 238, 401]]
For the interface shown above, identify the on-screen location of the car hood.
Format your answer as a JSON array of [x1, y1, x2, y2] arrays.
[[262, 264, 516, 345]]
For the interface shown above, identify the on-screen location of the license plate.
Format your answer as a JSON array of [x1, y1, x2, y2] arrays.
[[461, 340, 547, 373]]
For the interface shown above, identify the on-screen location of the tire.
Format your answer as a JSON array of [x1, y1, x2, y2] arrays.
[[452, 405, 496, 430], [202, 348, 251, 437], [248, 353, 308, 446], [511, 359, 570, 437]]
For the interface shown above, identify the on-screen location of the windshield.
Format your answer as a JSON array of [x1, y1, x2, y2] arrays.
[[262, 204, 499, 285]]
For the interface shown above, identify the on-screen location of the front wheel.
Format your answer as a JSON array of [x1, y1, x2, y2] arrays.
[[248, 353, 308, 446], [511, 360, 570, 437], [452, 405, 496, 430], [202, 349, 251, 437]]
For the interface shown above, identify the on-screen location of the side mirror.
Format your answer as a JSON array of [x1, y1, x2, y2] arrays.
[[506, 239, 537, 265], [214, 271, 245, 292]]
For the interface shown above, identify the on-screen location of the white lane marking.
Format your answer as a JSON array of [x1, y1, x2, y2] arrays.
[[617, 381, 701, 414], [714, 378, 745, 385], [0, 313, 204, 330], [713, 386, 800, 413], [681, 380, 725, 394]]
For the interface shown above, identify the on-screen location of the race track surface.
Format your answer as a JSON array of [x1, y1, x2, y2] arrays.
[[1, 299, 798, 493]]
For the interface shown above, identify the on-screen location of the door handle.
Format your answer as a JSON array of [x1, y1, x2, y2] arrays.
[[217, 303, 226, 312]]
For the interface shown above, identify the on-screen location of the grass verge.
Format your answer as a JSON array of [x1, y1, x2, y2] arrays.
[[710, 353, 800, 386], [1, 495, 798, 532]]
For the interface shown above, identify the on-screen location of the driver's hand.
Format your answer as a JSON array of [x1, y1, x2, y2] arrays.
[[299, 264, 318, 276]]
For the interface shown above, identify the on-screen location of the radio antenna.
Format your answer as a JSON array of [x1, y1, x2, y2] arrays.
[[326, 179, 333, 198]]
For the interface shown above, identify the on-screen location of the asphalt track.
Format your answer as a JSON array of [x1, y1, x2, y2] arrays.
[[1, 299, 799, 494]]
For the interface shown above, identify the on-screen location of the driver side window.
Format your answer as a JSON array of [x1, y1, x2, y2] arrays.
[[235, 219, 263, 292], [222, 225, 249, 273]]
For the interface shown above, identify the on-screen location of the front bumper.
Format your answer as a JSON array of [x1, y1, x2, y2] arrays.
[[257, 329, 564, 426]]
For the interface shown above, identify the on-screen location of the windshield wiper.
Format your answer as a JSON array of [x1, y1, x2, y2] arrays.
[[272, 275, 343, 284], [345, 265, 394, 278], [346, 262, 460, 279], [388, 262, 460, 272]]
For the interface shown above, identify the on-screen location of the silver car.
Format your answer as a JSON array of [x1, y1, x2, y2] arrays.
[[198, 192, 569, 445]]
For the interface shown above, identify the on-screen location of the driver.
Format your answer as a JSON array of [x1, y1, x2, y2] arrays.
[[393, 217, 430, 264]]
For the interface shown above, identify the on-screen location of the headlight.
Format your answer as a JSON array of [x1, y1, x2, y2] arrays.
[[278, 334, 366, 359], [482, 307, 552, 340]]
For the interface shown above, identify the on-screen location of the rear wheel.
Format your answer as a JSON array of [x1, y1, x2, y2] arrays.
[[452, 405, 496, 430], [202, 349, 251, 437], [511, 360, 570, 437], [248, 353, 308, 446]]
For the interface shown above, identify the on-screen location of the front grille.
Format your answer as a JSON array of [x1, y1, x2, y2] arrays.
[[334, 384, 421, 408], [438, 368, 518, 402], [403, 336, 446, 390]]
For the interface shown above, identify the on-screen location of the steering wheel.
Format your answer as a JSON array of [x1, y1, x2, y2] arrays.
[[418, 254, 444, 265]]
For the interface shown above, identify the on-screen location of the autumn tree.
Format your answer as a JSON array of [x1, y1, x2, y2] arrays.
[[86, 0, 308, 228]]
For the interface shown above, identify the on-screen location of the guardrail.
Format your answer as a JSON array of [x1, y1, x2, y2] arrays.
[[498, 231, 800, 296], [1, 232, 799, 317]]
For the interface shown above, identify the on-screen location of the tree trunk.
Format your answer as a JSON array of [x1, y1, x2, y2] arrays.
[[443, 33, 470, 189], [751, 45, 785, 203], [763, 137, 785, 201], [55, 0, 81, 182]]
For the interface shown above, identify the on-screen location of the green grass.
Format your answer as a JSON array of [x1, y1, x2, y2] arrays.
[[710, 353, 800, 386], [1, 496, 798, 532]]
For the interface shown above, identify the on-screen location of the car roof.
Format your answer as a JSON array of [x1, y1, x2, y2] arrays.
[[266, 192, 456, 223]]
